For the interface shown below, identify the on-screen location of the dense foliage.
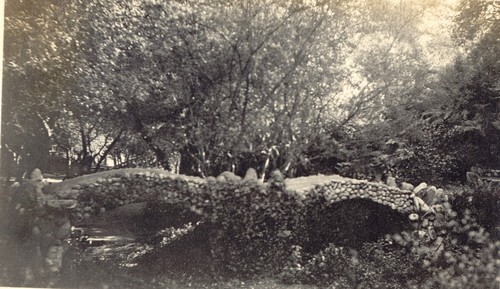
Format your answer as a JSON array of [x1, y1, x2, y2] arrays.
[[5, 0, 497, 183]]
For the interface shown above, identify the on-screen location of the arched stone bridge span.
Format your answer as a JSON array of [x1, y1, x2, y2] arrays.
[[43, 168, 440, 224]]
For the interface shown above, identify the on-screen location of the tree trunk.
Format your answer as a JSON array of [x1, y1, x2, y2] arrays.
[[94, 129, 124, 172]]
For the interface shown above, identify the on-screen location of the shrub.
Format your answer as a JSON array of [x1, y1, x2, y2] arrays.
[[281, 239, 429, 289], [425, 207, 500, 289], [280, 243, 356, 287], [447, 185, 500, 239], [389, 190, 500, 289]]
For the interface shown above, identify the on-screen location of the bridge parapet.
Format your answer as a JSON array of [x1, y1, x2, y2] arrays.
[[43, 168, 205, 221], [284, 175, 414, 213]]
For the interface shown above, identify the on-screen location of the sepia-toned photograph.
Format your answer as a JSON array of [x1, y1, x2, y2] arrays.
[[0, 0, 498, 288]]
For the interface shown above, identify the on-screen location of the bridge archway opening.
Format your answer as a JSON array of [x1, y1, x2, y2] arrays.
[[303, 198, 412, 254]]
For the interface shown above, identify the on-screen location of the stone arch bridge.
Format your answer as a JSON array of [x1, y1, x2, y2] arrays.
[[42, 168, 445, 234], [8, 167, 448, 283]]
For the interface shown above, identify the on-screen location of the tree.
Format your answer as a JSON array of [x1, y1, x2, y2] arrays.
[[309, 0, 453, 180], [2, 0, 130, 178], [78, 0, 354, 178], [2, 0, 82, 179], [5, 0, 486, 183]]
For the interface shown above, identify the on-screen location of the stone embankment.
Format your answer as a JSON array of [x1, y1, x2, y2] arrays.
[[7, 169, 77, 286]]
